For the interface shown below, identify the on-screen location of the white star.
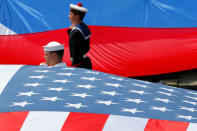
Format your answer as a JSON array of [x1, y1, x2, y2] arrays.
[[182, 100, 197, 105], [52, 79, 72, 84], [71, 93, 92, 98], [121, 108, 143, 114], [24, 83, 43, 87], [185, 95, 197, 101], [179, 106, 197, 112], [17, 91, 38, 96], [157, 91, 174, 96], [100, 91, 121, 96], [150, 106, 172, 112], [136, 80, 150, 84], [29, 75, 47, 79], [77, 84, 95, 89], [133, 83, 149, 88], [187, 91, 197, 96], [105, 83, 123, 88], [81, 77, 101, 81], [129, 90, 149, 95], [177, 115, 197, 120], [125, 98, 145, 104], [96, 100, 118, 106], [108, 77, 124, 81], [85, 71, 99, 75], [10, 101, 33, 107], [160, 87, 176, 93], [48, 87, 68, 92], [34, 70, 51, 73], [154, 97, 173, 103], [65, 103, 87, 109], [56, 73, 77, 76], [62, 68, 75, 70], [41, 96, 63, 102]]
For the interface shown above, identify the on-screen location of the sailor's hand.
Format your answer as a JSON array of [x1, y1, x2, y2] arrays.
[[40, 62, 47, 66]]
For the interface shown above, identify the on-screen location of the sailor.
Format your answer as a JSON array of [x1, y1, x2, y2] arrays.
[[67, 3, 92, 69], [40, 41, 67, 67]]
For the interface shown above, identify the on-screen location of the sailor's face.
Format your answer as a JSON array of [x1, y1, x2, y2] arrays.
[[44, 51, 53, 65], [68, 11, 75, 24]]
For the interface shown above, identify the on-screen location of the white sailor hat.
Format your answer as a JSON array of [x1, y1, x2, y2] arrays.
[[70, 3, 88, 13], [43, 41, 64, 51]]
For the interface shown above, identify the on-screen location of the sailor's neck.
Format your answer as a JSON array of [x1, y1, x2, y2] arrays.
[[73, 21, 83, 26]]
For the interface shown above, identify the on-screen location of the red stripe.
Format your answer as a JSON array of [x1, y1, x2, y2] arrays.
[[1, 27, 197, 77], [144, 119, 189, 131], [61, 112, 109, 131], [0, 111, 29, 131]]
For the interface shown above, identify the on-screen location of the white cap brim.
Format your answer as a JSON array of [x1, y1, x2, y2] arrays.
[[70, 4, 88, 12], [44, 45, 64, 51]]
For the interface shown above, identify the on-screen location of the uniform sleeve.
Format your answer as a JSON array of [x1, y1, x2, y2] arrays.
[[82, 38, 90, 55]]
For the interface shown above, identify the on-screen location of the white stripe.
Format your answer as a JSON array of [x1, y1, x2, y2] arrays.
[[20, 111, 69, 131], [0, 65, 23, 94], [103, 115, 148, 131], [0, 23, 16, 35], [187, 123, 197, 131]]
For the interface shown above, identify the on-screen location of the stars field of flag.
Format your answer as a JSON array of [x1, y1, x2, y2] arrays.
[[0, 65, 197, 123]]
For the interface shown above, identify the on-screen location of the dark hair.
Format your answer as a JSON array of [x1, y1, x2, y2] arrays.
[[70, 9, 86, 20], [51, 50, 64, 61]]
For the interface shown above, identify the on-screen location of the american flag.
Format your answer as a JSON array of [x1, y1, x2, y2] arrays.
[[0, 65, 197, 131]]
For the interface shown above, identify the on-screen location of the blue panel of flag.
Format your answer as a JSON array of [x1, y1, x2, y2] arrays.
[[0, 65, 197, 123]]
